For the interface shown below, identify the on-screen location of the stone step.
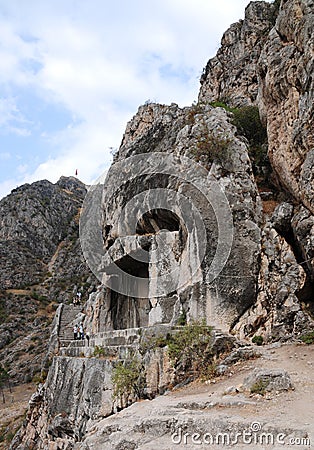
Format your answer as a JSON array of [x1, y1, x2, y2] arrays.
[[59, 344, 136, 359], [59, 323, 183, 349], [58, 304, 84, 339]]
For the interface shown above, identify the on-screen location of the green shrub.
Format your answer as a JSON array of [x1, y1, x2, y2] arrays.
[[210, 101, 236, 113], [32, 372, 47, 384], [250, 379, 268, 395], [31, 291, 39, 300], [6, 431, 15, 443], [300, 331, 314, 345], [177, 310, 187, 326], [93, 346, 106, 357], [211, 102, 270, 180], [191, 130, 231, 168], [41, 370, 48, 381], [0, 365, 9, 387], [112, 358, 145, 402], [232, 106, 267, 147], [139, 321, 217, 381], [233, 106, 270, 183], [39, 295, 49, 304], [190, 102, 268, 174], [167, 321, 212, 362], [139, 334, 168, 355], [166, 321, 216, 380], [252, 335, 264, 346]]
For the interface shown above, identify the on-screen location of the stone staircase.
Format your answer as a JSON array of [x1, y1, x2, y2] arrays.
[[58, 324, 235, 361], [58, 304, 84, 341], [58, 323, 182, 358], [56, 301, 236, 362]]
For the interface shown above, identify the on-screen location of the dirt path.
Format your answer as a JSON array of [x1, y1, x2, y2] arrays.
[[80, 342, 314, 449]]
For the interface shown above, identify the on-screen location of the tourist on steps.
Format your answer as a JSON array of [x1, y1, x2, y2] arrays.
[[77, 291, 82, 304], [73, 324, 78, 340], [86, 331, 90, 346], [79, 323, 84, 340]]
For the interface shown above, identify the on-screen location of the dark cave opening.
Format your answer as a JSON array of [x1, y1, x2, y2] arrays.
[[115, 253, 149, 277], [107, 254, 150, 330], [104, 208, 186, 329], [136, 208, 181, 235], [109, 290, 151, 330], [296, 276, 314, 318]]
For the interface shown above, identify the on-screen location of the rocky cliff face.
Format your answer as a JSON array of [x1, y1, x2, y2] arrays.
[[8, 0, 314, 449], [198, 1, 278, 107], [258, 0, 314, 213], [98, 102, 262, 333], [198, 0, 314, 339]]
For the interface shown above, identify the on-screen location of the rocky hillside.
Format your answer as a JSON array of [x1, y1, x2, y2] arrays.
[[5, 0, 314, 449], [0, 176, 96, 384]]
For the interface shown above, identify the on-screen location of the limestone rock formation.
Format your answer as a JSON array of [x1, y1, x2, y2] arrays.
[[258, 0, 314, 212], [233, 202, 314, 340], [197, 0, 314, 341], [93, 101, 262, 333], [198, 1, 277, 107], [292, 206, 314, 279]]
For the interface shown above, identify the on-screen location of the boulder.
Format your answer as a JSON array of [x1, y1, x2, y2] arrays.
[[243, 368, 293, 393]]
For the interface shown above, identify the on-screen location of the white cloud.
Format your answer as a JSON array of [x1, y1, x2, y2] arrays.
[[0, 0, 271, 199], [0, 178, 20, 199], [0, 97, 32, 136], [30, 121, 121, 183]]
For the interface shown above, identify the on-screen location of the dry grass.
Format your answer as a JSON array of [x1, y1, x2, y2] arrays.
[[0, 383, 35, 448], [262, 200, 279, 216], [5, 289, 31, 296]]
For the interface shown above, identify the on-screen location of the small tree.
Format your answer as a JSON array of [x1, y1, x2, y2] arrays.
[[191, 120, 232, 169], [232, 106, 267, 147], [112, 358, 145, 407]]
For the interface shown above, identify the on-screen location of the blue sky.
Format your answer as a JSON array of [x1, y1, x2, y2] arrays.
[[0, 0, 265, 199]]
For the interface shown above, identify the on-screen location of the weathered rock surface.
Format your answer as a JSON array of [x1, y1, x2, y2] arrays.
[[10, 313, 244, 450], [98, 101, 262, 333], [258, 0, 314, 213], [198, 1, 277, 107], [216, 346, 261, 375], [73, 343, 313, 449], [292, 205, 314, 280], [199, 0, 314, 328], [0, 176, 94, 300], [243, 367, 293, 392], [233, 202, 314, 341]]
